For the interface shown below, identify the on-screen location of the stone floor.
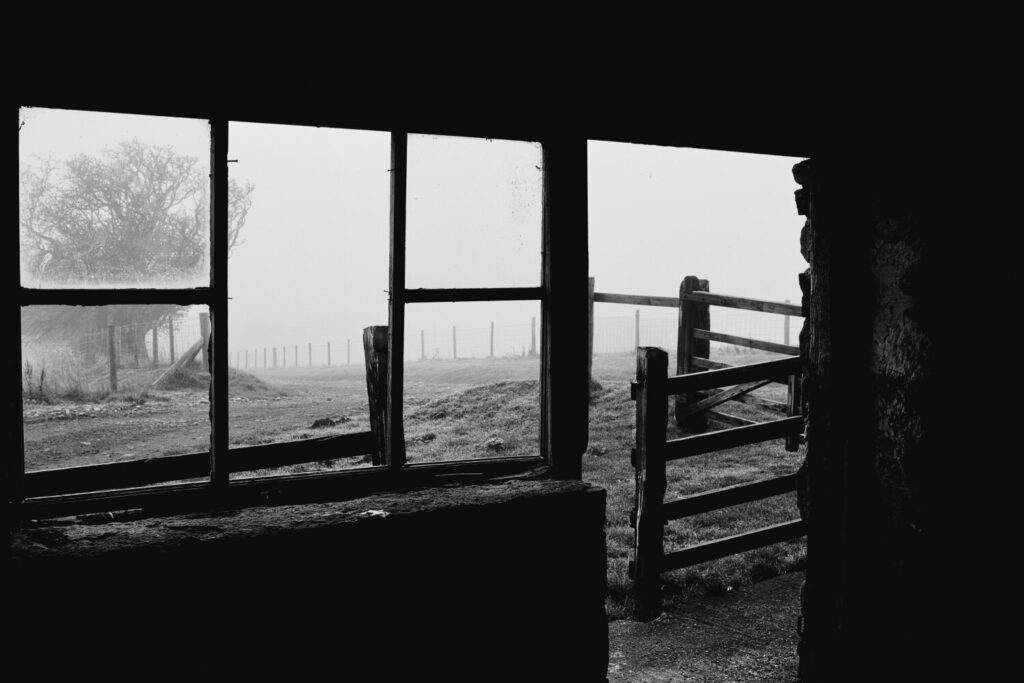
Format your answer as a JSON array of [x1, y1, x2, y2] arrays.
[[607, 572, 802, 682]]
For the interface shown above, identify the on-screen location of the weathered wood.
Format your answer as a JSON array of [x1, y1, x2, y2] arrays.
[[24, 431, 377, 497], [404, 287, 544, 303], [210, 119, 230, 488], [676, 276, 710, 433], [725, 392, 789, 413], [587, 276, 595, 395], [661, 474, 798, 521], [386, 132, 408, 470], [20, 453, 542, 520], [706, 410, 758, 428], [681, 291, 803, 317], [664, 416, 804, 461], [693, 357, 733, 370], [592, 292, 678, 308], [661, 520, 805, 571], [693, 329, 800, 356], [150, 337, 204, 388], [107, 325, 118, 392], [19, 288, 212, 306], [786, 371, 803, 452], [632, 347, 668, 621], [363, 326, 389, 466], [666, 356, 802, 394], [199, 311, 211, 372], [678, 379, 773, 418], [168, 318, 175, 363]]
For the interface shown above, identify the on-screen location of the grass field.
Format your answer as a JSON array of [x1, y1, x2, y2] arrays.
[[23, 348, 805, 620]]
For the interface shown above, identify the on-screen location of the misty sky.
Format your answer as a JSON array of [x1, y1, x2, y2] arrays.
[[20, 108, 804, 360]]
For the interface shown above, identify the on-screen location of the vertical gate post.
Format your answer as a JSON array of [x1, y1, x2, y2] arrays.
[[675, 276, 710, 433], [632, 346, 668, 620]]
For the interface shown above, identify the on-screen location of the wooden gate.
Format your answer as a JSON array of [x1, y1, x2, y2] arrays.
[[628, 283, 805, 620]]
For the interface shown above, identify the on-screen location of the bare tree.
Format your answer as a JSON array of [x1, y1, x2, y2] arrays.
[[20, 140, 254, 365]]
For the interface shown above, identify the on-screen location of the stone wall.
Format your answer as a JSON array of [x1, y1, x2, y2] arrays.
[[10, 480, 608, 681]]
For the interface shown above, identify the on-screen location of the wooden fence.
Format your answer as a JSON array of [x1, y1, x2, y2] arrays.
[[623, 277, 806, 620]]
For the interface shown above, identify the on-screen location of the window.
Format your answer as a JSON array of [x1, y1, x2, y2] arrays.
[[15, 108, 589, 521]]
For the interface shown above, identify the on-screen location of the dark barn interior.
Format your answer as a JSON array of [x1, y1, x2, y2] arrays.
[[8, 73, 965, 681]]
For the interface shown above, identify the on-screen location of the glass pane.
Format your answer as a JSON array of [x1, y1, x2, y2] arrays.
[[406, 134, 542, 288], [226, 122, 390, 478], [22, 305, 210, 481], [19, 107, 211, 289], [403, 301, 541, 464]]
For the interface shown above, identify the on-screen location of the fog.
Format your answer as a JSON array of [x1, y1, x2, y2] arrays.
[[20, 108, 804, 363]]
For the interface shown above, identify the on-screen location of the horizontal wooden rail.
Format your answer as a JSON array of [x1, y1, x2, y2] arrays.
[[692, 358, 734, 371], [20, 456, 547, 520], [661, 474, 798, 521], [681, 291, 802, 317], [24, 431, 376, 498], [727, 393, 789, 413], [693, 329, 800, 356], [404, 287, 543, 303], [678, 379, 773, 418], [661, 520, 806, 571], [665, 356, 801, 394], [593, 292, 679, 308], [664, 416, 804, 461], [706, 410, 758, 428]]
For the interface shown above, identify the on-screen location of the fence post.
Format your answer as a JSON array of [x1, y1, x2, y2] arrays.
[[294, 344, 298, 369], [452, 325, 457, 360], [675, 276, 710, 433], [151, 323, 159, 367], [490, 322, 494, 359], [363, 326, 389, 466], [245, 349, 249, 369], [168, 318, 176, 364], [308, 342, 312, 367], [587, 277, 595, 395], [108, 325, 118, 393], [199, 311, 211, 372], [530, 316, 537, 357], [272, 347, 277, 369], [632, 346, 668, 621], [420, 330, 425, 361], [784, 299, 791, 346]]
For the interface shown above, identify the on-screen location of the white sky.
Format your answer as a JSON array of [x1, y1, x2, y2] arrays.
[[20, 108, 805, 360]]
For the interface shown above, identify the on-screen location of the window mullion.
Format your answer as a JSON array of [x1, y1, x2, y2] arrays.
[[210, 119, 229, 488], [386, 131, 408, 472]]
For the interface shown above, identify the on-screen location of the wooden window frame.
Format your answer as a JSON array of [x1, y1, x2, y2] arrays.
[[12, 110, 589, 523]]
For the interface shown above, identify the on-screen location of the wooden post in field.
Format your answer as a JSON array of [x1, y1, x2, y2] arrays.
[[632, 346, 668, 620], [452, 325, 457, 360], [363, 326, 389, 466], [245, 349, 249, 369], [530, 316, 537, 357], [168, 318, 176, 364], [108, 325, 118, 392], [420, 330, 425, 361], [784, 299, 792, 346], [294, 344, 298, 368], [151, 323, 159, 367], [634, 309, 640, 351], [490, 322, 494, 358], [675, 276, 710, 433], [327, 341, 332, 367], [199, 311, 211, 372], [272, 347, 277, 369], [308, 342, 312, 367], [587, 277, 595, 395]]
